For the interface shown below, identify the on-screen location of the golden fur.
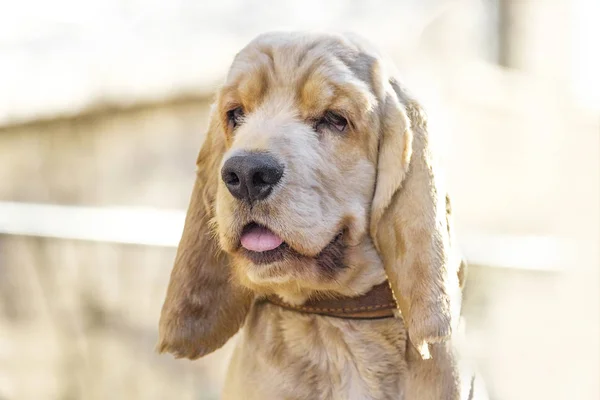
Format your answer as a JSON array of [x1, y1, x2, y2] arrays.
[[158, 32, 483, 399]]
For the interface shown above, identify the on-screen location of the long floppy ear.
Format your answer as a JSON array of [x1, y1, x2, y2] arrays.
[[157, 105, 253, 359], [370, 78, 462, 359]]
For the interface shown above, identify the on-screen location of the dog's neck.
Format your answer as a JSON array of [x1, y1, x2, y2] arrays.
[[228, 298, 408, 399], [264, 282, 397, 319]]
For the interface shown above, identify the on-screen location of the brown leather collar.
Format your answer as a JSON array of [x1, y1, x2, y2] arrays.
[[265, 282, 398, 319]]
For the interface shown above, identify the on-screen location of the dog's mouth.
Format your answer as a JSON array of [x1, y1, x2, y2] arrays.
[[238, 222, 346, 270], [239, 223, 289, 264], [240, 223, 284, 252]]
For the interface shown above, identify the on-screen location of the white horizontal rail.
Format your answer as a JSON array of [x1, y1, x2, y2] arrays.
[[0, 201, 571, 271], [0, 202, 184, 247]]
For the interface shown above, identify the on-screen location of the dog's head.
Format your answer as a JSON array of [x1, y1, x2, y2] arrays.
[[158, 32, 461, 359]]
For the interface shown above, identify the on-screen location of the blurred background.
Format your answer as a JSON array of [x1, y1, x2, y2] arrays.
[[0, 0, 598, 399]]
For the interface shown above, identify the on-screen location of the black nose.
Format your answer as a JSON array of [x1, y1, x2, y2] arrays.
[[221, 153, 284, 203]]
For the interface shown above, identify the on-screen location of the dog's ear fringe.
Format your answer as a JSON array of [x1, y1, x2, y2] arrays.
[[370, 76, 463, 360], [157, 105, 253, 360]]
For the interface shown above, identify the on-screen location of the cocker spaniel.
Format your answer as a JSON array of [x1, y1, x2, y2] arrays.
[[158, 32, 485, 400]]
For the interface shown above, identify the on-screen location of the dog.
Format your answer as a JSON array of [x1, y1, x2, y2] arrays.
[[158, 31, 485, 399]]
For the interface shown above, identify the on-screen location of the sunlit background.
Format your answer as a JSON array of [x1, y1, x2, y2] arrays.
[[0, 1, 598, 399]]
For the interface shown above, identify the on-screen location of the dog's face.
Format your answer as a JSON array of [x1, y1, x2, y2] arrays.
[[158, 32, 461, 361], [214, 33, 383, 297]]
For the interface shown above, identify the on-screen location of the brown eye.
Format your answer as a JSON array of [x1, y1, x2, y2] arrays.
[[315, 111, 348, 133], [227, 107, 245, 129]]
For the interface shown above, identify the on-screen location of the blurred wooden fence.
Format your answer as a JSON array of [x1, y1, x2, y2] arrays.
[[0, 100, 234, 400]]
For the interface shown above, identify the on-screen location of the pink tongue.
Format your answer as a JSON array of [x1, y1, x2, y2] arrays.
[[241, 225, 284, 252]]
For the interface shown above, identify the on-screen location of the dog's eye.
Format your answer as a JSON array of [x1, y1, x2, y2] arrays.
[[227, 107, 245, 129], [315, 111, 348, 134]]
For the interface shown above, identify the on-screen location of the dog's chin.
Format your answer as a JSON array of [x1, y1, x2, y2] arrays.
[[239, 243, 291, 265], [233, 222, 346, 285]]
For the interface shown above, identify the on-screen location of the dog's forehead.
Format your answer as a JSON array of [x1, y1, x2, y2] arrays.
[[227, 32, 377, 91]]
